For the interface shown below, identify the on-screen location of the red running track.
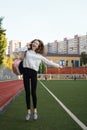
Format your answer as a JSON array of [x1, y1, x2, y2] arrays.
[[0, 80, 24, 111]]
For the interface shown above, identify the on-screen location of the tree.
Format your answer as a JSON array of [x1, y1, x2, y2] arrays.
[[80, 52, 87, 67], [0, 17, 7, 65], [38, 61, 46, 74], [3, 54, 14, 69]]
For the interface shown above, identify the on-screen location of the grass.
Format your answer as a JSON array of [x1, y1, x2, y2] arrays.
[[0, 80, 87, 130]]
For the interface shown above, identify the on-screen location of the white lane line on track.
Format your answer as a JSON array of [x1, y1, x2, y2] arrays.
[[39, 80, 87, 130]]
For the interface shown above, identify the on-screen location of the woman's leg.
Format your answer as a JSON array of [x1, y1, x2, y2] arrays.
[[31, 74, 38, 120], [23, 73, 31, 110], [23, 72, 31, 120], [31, 75, 37, 110]]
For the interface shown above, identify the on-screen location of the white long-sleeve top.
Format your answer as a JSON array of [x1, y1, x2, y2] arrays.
[[16, 47, 60, 72]]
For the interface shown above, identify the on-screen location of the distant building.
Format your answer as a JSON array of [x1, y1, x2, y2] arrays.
[[58, 38, 68, 54], [46, 34, 87, 67], [47, 40, 58, 54], [46, 34, 87, 55], [6, 33, 87, 67], [7, 40, 22, 55], [79, 35, 87, 54], [68, 35, 79, 54]]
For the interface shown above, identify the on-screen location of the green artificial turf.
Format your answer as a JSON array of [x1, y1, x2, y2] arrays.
[[0, 80, 87, 130]]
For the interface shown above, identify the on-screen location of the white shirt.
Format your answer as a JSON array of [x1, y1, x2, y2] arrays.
[[17, 47, 60, 72]]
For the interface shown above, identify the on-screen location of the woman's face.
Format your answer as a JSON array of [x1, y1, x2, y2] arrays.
[[32, 40, 40, 51]]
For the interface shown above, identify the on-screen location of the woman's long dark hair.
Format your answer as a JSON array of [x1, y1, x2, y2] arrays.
[[28, 39, 45, 54]]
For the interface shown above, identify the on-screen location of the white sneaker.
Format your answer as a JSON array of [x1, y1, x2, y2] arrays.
[[33, 112, 38, 120], [26, 113, 31, 121]]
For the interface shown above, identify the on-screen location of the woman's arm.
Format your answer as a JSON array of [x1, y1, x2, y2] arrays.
[[41, 56, 62, 68], [16, 46, 27, 52]]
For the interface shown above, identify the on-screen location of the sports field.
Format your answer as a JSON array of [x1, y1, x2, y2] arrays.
[[0, 80, 87, 130]]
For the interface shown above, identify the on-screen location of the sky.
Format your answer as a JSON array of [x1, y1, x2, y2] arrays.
[[0, 0, 87, 45]]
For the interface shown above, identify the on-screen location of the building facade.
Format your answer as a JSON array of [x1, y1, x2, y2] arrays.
[[6, 34, 87, 68], [45, 55, 80, 67], [79, 35, 87, 54], [47, 34, 87, 55], [7, 40, 22, 55]]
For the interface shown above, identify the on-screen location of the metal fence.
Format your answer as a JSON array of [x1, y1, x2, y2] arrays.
[[0, 66, 18, 81], [0, 66, 87, 81], [37, 74, 87, 80]]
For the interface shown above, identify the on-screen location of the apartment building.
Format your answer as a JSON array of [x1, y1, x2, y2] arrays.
[[79, 35, 87, 54], [7, 40, 22, 55], [46, 34, 87, 67], [58, 39, 68, 54], [47, 40, 58, 54], [47, 34, 87, 55], [68, 35, 79, 54]]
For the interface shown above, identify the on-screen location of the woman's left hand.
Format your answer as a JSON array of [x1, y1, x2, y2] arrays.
[[59, 65, 63, 68]]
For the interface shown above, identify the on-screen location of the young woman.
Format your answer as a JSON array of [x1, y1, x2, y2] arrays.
[[17, 39, 62, 121]]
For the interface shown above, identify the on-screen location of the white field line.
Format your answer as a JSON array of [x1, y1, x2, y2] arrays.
[[39, 80, 87, 130]]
